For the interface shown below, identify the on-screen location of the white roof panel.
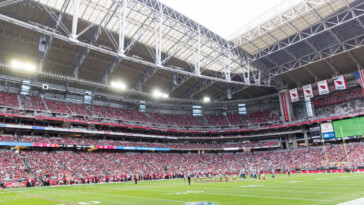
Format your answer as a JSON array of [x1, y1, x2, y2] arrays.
[[231, 0, 355, 55]]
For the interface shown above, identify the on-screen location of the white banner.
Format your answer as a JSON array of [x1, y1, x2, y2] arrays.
[[289, 88, 299, 102], [303, 84, 314, 99], [317, 80, 330, 95], [333, 75, 347, 90]]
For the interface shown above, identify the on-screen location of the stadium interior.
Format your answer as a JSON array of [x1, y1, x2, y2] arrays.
[[1, 0, 364, 204]]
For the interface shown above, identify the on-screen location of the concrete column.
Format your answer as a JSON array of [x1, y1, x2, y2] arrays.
[[304, 127, 309, 148]]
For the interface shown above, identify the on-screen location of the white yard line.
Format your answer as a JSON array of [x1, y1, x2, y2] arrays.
[[337, 197, 364, 205], [269, 186, 364, 190], [202, 192, 333, 202]]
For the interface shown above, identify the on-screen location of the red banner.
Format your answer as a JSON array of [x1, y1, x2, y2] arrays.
[[281, 92, 289, 122], [96, 145, 117, 150], [33, 143, 60, 148], [313, 88, 364, 107]]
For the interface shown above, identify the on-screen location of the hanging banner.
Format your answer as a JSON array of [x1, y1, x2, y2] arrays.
[[333, 75, 347, 90], [303, 84, 314, 99], [317, 80, 330, 95], [280, 92, 290, 122], [289, 88, 299, 102]]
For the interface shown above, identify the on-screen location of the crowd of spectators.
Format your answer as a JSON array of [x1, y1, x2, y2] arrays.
[[0, 135, 279, 150], [21, 151, 68, 179], [247, 111, 279, 124], [227, 114, 243, 125], [205, 115, 229, 126], [67, 103, 93, 116], [45, 100, 71, 114], [1, 142, 364, 184], [20, 95, 47, 111], [0, 151, 27, 181], [0, 91, 19, 108], [0, 91, 285, 128]]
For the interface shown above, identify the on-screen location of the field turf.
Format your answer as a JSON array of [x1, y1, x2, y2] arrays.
[[1, 173, 364, 205]]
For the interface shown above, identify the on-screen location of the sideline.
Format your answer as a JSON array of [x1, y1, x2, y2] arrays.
[[0, 178, 180, 192]]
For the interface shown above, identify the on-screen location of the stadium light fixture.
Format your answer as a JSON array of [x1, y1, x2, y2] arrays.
[[10, 60, 36, 72], [153, 89, 169, 99], [110, 81, 127, 90], [203, 97, 210, 103]]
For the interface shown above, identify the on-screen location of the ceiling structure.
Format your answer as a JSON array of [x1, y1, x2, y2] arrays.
[[0, 0, 362, 102], [231, 0, 364, 98]]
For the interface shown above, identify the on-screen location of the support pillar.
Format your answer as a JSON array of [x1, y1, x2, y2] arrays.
[[304, 127, 309, 148], [279, 90, 294, 123]]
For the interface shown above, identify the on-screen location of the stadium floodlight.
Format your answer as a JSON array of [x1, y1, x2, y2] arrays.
[[153, 89, 169, 99], [10, 60, 36, 72], [110, 81, 127, 90], [203, 97, 210, 103]]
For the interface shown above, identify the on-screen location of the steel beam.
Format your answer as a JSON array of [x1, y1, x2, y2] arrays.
[[0, 0, 284, 101], [71, 0, 79, 40], [118, 0, 127, 55], [133, 0, 283, 88], [66, 3, 117, 78], [0, 0, 23, 8], [213, 85, 248, 101], [131, 32, 194, 91], [271, 34, 364, 77], [96, 8, 157, 86], [38, 0, 70, 73], [232, 0, 331, 45], [180, 80, 214, 99], [250, 2, 364, 62], [132, 66, 157, 92]]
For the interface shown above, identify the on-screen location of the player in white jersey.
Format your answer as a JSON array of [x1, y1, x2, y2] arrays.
[[232, 170, 237, 181]]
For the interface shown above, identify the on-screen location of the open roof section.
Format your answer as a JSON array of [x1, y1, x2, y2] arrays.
[[230, 0, 355, 55]]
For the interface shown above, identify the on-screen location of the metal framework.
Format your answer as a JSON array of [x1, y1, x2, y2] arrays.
[[251, 1, 363, 61], [231, 0, 355, 54], [66, 2, 118, 78], [1, 0, 363, 102], [271, 31, 364, 77], [0, 0, 24, 8], [38, 0, 70, 73], [0, 0, 284, 93], [247, 0, 364, 77]]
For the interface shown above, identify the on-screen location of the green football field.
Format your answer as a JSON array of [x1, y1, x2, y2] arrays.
[[1, 173, 364, 205]]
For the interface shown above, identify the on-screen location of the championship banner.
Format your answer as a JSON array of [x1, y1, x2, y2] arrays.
[[289, 88, 299, 102], [333, 75, 347, 90], [280, 91, 290, 122], [317, 80, 329, 95], [303, 84, 314, 99]]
